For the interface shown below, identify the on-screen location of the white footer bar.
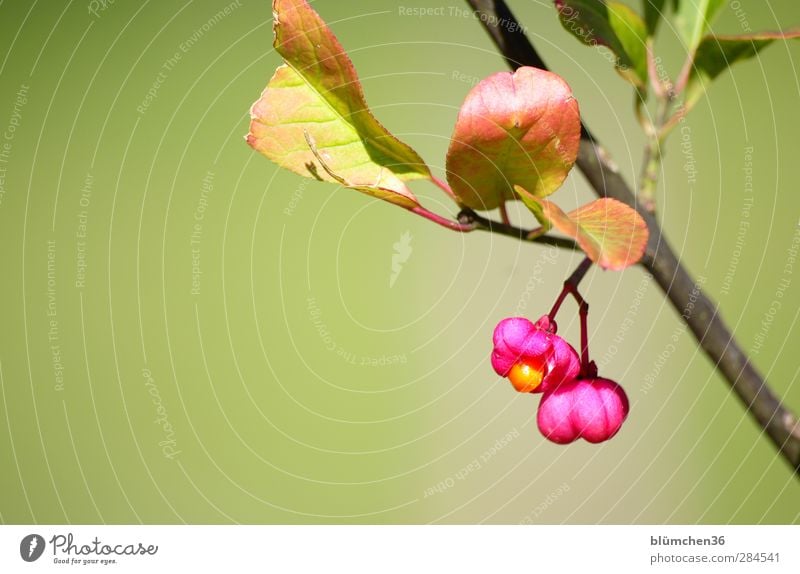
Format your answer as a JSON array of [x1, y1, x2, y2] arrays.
[[1, 525, 798, 573]]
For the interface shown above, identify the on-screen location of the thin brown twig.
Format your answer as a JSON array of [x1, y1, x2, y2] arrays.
[[457, 207, 578, 250]]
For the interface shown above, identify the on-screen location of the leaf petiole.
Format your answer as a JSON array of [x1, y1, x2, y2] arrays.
[[305, 130, 475, 233]]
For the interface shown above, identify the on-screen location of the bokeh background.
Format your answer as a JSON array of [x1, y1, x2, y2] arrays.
[[0, 0, 798, 524]]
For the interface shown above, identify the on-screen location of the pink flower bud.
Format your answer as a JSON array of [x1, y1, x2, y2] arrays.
[[537, 377, 629, 444], [491, 316, 580, 393]]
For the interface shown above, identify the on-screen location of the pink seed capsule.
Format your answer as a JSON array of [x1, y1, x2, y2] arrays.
[[491, 316, 580, 394], [537, 377, 629, 444]]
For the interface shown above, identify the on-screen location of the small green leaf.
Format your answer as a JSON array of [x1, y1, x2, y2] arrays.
[[445, 67, 581, 211], [685, 29, 800, 110], [516, 187, 649, 270], [555, 1, 649, 88], [673, 0, 727, 54], [246, 0, 431, 209]]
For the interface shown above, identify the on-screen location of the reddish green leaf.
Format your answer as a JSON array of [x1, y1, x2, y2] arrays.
[[685, 29, 800, 110], [516, 187, 649, 270], [555, 1, 649, 88], [246, 0, 431, 209], [445, 67, 581, 211]]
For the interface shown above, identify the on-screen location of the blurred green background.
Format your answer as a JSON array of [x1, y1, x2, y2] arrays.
[[0, 0, 798, 524]]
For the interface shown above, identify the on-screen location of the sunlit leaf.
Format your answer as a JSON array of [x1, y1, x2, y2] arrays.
[[555, 0, 649, 88], [516, 187, 649, 270], [246, 0, 431, 209], [672, 0, 727, 54], [445, 66, 581, 211], [685, 29, 800, 110]]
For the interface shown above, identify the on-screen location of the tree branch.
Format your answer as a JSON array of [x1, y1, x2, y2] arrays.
[[465, 0, 800, 474]]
